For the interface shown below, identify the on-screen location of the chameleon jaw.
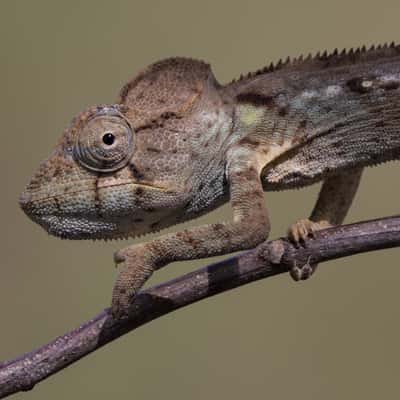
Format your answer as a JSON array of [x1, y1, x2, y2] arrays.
[[35, 214, 120, 240], [20, 182, 180, 240], [29, 212, 166, 241]]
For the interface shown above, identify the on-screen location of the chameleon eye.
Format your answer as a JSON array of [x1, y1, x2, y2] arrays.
[[102, 132, 115, 146], [73, 108, 134, 172]]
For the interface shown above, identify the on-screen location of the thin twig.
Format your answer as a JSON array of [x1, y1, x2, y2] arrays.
[[1, 215, 400, 398]]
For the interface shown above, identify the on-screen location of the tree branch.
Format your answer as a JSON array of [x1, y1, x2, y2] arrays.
[[1, 215, 400, 398]]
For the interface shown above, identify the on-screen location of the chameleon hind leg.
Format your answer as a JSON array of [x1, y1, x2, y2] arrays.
[[288, 167, 363, 280], [111, 154, 270, 318]]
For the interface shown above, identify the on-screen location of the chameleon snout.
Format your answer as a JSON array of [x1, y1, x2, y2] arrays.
[[19, 185, 61, 218]]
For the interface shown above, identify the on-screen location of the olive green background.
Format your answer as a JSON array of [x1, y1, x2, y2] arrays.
[[1, 0, 399, 399]]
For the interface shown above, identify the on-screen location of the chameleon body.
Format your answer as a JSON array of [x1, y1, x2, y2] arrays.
[[20, 44, 400, 318]]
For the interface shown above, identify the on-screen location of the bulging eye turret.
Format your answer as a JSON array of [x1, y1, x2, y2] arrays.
[[73, 107, 134, 172]]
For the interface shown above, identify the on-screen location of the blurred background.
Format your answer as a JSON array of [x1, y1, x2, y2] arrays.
[[1, 0, 400, 399]]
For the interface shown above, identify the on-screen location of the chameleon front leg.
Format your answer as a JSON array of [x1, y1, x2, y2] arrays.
[[288, 167, 363, 280], [111, 157, 270, 318]]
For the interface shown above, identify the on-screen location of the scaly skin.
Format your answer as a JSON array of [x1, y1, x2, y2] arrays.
[[20, 44, 400, 318]]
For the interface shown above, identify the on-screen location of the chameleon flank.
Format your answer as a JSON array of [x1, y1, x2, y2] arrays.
[[20, 44, 400, 318]]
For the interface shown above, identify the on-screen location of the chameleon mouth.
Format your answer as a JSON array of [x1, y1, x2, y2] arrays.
[[19, 180, 170, 207]]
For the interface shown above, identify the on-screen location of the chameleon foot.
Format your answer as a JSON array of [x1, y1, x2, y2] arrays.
[[288, 219, 330, 281], [289, 257, 317, 281], [111, 245, 155, 319], [287, 219, 331, 244]]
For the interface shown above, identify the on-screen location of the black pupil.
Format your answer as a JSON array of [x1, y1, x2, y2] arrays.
[[102, 132, 115, 145]]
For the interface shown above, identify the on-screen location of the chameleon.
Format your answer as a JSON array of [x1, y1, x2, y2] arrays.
[[19, 43, 400, 318]]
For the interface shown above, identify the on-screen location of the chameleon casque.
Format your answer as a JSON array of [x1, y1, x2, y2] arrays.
[[20, 43, 400, 318]]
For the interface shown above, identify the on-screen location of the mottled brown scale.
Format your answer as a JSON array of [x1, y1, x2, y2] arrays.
[[380, 80, 400, 90], [135, 187, 144, 196], [346, 77, 376, 93], [129, 163, 145, 181], [20, 43, 400, 318], [238, 137, 261, 148], [298, 120, 307, 129], [93, 177, 101, 211], [236, 93, 275, 107], [150, 222, 160, 230]]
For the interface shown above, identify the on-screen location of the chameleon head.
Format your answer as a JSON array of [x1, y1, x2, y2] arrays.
[[19, 105, 187, 240]]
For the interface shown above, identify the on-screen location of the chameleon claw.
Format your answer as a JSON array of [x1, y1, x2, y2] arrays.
[[288, 219, 315, 245], [290, 256, 317, 281], [288, 219, 331, 246]]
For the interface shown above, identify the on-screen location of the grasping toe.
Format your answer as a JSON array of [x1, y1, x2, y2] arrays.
[[289, 256, 317, 281], [288, 219, 331, 244]]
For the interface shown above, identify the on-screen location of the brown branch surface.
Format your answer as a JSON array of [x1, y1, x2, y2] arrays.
[[1, 216, 400, 398]]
